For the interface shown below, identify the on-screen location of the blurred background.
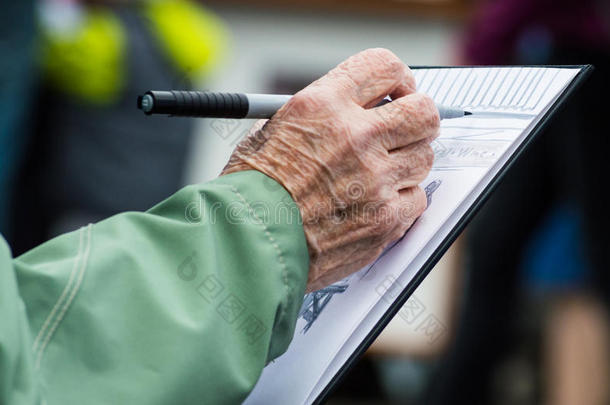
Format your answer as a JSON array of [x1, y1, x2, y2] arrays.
[[1, 0, 609, 404]]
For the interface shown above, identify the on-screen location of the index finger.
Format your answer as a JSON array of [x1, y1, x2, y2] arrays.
[[311, 48, 416, 108], [367, 92, 440, 150]]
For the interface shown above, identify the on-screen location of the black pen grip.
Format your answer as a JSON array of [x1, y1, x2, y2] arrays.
[[139, 91, 249, 118]]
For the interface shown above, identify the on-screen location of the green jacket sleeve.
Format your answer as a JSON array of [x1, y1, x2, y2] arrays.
[[2, 171, 309, 405]]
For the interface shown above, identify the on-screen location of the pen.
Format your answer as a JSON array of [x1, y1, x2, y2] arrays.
[[137, 91, 471, 120]]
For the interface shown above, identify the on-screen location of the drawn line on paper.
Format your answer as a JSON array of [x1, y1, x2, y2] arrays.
[[488, 68, 511, 107], [529, 68, 561, 111], [477, 68, 501, 107], [414, 69, 430, 89], [424, 179, 442, 206], [448, 137, 516, 142], [442, 129, 505, 140], [430, 167, 465, 172], [299, 281, 349, 333], [498, 66, 523, 107], [456, 69, 477, 107], [442, 126, 524, 131], [438, 69, 456, 105], [467, 112, 536, 119], [422, 69, 442, 95], [447, 68, 471, 106], [416, 67, 558, 112], [432, 69, 451, 100], [464, 68, 491, 107], [508, 67, 533, 106], [515, 68, 543, 108], [433, 139, 509, 168]]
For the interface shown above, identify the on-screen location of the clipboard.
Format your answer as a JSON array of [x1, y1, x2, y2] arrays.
[[244, 64, 593, 405], [314, 64, 593, 404]]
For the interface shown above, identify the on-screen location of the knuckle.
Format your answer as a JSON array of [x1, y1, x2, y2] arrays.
[[420, 143, 435, 170], [400, 188, 426, 221], [364, 48, 401, 64], [362, 48, 405, 77], [396, 200, 416, 226], [381, 158, 397, 178], [385, 198, 402, 226], [404, 66, 417, 91], [365, 157, 390, 181], [396, 143, 434, 183], [285, 90, 320, 114], [414, 186, 427, 214], [414, 93, 440, 129], [364, 113, 390, 139], [386, 198, 404, 221], [409, 164, 430, 185], [388, 199, 414, 238], [370, 195, 398, 234]]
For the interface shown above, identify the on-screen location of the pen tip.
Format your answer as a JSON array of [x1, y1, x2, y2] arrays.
[[464, 110, 472, 116]]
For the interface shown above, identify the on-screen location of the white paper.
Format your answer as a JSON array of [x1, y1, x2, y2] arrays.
[[244, 67, 580, 405]]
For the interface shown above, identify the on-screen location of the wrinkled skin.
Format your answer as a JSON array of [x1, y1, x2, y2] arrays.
[[222, 48, 440, 292]]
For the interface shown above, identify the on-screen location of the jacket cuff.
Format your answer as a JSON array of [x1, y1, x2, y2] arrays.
[[213, 170, 309, 360]]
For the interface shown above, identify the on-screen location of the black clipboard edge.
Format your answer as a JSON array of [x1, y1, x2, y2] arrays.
[[314, 64, 593, 404]]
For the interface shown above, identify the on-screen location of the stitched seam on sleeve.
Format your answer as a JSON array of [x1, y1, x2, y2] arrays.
[[32, 227, 85, 353], [229, 186, 290, 320], [35, 224, 93, 370]]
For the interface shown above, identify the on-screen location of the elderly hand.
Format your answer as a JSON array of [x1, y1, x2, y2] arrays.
[[222, 48, 439, 292]]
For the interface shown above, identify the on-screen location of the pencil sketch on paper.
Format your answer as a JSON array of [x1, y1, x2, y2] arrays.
[[413, 67, 561, 112], [299, 281, 350, 333], [425, 179, 442, 206], [432, 139, 509, 168]]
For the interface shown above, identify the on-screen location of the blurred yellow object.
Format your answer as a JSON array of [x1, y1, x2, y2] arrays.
[[40, 1, 229, 104], [41, 8, 126, 104], [145, 0, 229, 80]]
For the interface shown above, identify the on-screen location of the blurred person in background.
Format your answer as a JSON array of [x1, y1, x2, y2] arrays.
[[0, 1, 38, 240], [428, 0, 610, 404], [8, 0, 228, 255]]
